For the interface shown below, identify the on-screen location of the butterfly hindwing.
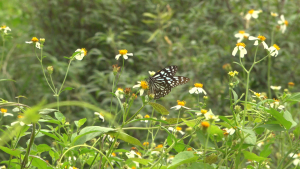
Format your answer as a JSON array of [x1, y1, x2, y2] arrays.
[[148, 65, 189, 99]]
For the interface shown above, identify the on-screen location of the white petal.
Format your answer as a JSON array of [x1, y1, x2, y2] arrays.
[[179, 131, 185, 135], [168, 127, 175, 132], [140, 89, 144, 96], [252, 13, 258, 19], [123, 54, 128, 60], [232, 47, 238, 56], [293, 159, 300, 166], [170, 105, 181, 110], [248, 36, 258, 40], [262, 42, 268, 49], [36, 42, 41, 49], [25, 41, 33, 44], [280, 15, 285, 22], [115, 54, 121, 60], [75, 54, 83, 60], [189, 87, 197, 94], [254, 40, 259, 46], [11, 121, 19, 126], [127, 53, 133, 56], [234, 33, 241, 38], [182, 106, 191, 110], [4, 113, 13, 117], [245, 14, 251, 20]]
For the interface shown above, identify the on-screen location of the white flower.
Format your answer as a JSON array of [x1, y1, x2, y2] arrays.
[[25, 37, 41, 49], [68, 156, 77, 161], [252, 92, 264, 98], [125, 150, 141, 167], [170, 100, 190, 110], [149, 71, 156, 76], [167, 156, 174, 163], [11, 121, 32, 127], [115, 88, 124, 99], [268, 44, 280, 57], [141, 114, 150, 123], [0, 108, 13, 117], [115, 49, 133, 60], [12, 106, 24, 112], [189, 83, 206, 95], [270, 86, 281, 90], [94, 112, 104, 122], [289, 153, 300, 166], [270, 100, 285, 110], [223, 128, 235, 135], [168, 127, 185, 135], [278, 15, 288, 33], [107, 135, 114, 142], [133, 80, 148, 96], [234, 30, 250, 43], [248, 35, 268, 49], [74, 48, 87, 60], [161, 116, 167, 120], [232, 43, 247, 58], [257, 142, 264, 147], [271, 12, 278, 17], [245, 9, 261, 20], [195, 109, 208, 116], [204, 109, 220, 121], [0, 25, 11, 34]]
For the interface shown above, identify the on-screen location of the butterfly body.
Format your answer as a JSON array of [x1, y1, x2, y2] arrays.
[[147, 65, 190, 99]]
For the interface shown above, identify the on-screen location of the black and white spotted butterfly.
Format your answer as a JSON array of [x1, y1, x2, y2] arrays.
[[147, 65, 190, 99]]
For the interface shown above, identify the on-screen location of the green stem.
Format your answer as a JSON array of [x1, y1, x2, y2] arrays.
[[0, 35, 5, 71], [125, 105, 145, 124], [38, 47, 55, 93], [21, 123, 36, 169], [268, 27, 275, 98]]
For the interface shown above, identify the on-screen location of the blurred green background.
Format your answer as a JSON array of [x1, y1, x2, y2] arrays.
[[0, 0, 299, 147]]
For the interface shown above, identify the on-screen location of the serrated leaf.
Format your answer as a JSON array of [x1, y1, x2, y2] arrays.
[[168, 151, 198, 169], [148, 102, 169, 115], [73, 126, 115, 145], [265, 108, 295, 130], [243, 151, 268, 162], [109, 131, 143, 148], [30, 156, 51, 169], [165, 118, 182, 124], [0, 146, 22, 156], [54, 112, 65, 123]]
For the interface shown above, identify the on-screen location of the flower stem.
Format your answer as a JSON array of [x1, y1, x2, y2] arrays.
[[0, 35, 5, 71], [21, 123, 36, 169]]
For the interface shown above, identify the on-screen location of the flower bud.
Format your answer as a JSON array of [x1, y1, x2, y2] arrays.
[[135, 114, 143, 119], [47, 66, 53, 75], [203, 96, 208, 100], [40, 38, 45, 44]]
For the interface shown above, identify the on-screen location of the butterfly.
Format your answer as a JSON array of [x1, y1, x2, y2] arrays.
[[147, 65, 190, 99]]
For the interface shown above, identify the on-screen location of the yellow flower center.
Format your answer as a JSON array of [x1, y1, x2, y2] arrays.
[[132, 167, 136, 169], [119, 49, 128, 55], [288, 82, 295, 86], [248, 9, 254, 14], [223, 132, 229, 136], [18, 115, 24, 119], [177, 100, 186, 106], [194, 83, 203, 88], [187, 148, 192, 151], [31, 37, 39, 42], [140, 81, 149, 89], [273, 44, 280, 50], [255, 93, 261, 97], [156, 144, 163, 148], [112, 152, 116, 157], [136, 152, 142, 157], [243, 35, 248, 39], [100, 112, 104, 116], [1, 25, 6, 29], [257, 35, 266, 41], [271, 12, 278, 17], [236, 42, 246, 47], [81, 48, 87, 56], [239, 30, 245, 34], [143, 142, 149, 146], [176, 126, 182, 131], [201, 121, 210, 128], [228, 71, 235, 77], [1, 108, 7, 113], [201, 109, 208, 114], [284, 20, 288, 26], [117, 88, 124, 92], [144, 114, 150, 118]]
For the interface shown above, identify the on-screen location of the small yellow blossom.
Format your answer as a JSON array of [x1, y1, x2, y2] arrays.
[[232, 43, 247, 58], [170, 100, 190, 110], [115, 49, 133, 60]]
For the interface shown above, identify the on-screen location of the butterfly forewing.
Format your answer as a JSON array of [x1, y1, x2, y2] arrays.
[[148, 65, 189, 99]]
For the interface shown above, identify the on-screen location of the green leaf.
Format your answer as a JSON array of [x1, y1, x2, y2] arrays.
[[232, 89, 238, 103], [260, 143, 272, 158], [75, 118, 87, 128], [54, 111, 65, 124], [187, 162, 214, 169], [40, 130, 61, 141], [196, 130, 215, 148], [168, 151, 198, 169], [282, 110, 297, 129], [209, 125, 224, 142], [109, 131, 143, 148], [37, 144, 51, 153], [241, 129, 256, 145], [285, 92, 300, 102], [165, 118, 182, 124], [30, 155, 53, 169], [60, 87, 74, 94], [265, 108, 295, 130], [130, 158, 151, 165], [143, 12, 157, 18], [0, 79, 15, 82], [181, 118, 199, 128], [73, 126, 115, 145], [243, 151, 268, 162], [39, 108, 57, 115], [64, 56, 70, 59], [148, 102, 169, 115], [146, 29, 160, 43], [0, 146, 22, 156], [256, 124, 285, 131]]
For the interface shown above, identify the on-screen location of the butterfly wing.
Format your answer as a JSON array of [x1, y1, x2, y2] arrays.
[[152, 65, 178, 78]]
